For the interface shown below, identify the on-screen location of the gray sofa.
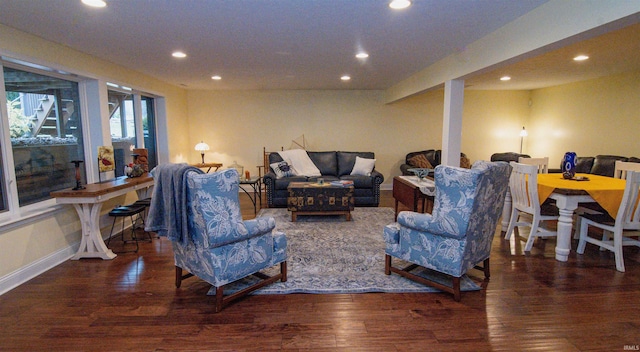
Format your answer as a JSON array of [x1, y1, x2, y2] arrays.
[[264, 151, 384, 208]]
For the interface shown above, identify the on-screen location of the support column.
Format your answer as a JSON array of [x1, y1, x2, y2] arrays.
[[442, 79, 464, 166]]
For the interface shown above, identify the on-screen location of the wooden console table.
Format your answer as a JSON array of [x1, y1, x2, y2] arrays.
[[392, 176, 435, 221], [51, 175, 154, 260]]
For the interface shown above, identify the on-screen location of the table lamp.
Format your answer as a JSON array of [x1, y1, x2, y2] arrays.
[[195, 141, 210, 164]]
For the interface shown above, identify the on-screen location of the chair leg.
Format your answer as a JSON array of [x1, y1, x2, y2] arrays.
[[452, 277, 461, 302], [524, 215, 540, 252], [214, 286, 224, 313], [280, 261, 288, 282], [504, 209, 519, 240], [483, 258, 490, 279], [384, 254, 392, 275], [613, 232, 626, 272], [175, 266, 182, 288]]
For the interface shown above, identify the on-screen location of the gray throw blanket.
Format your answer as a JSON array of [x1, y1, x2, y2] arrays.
[[145, 163, 204, 245]]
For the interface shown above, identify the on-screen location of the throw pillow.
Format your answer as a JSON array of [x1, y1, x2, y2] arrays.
[[278, 149, 321, 177], [408, 154, 433, 169], [350, 156, 376, 176], [270, 161, 296, 179], [460, 155, 471, 169]]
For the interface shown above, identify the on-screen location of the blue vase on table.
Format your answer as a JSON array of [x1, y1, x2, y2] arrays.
[[562, 152, 577, 179]]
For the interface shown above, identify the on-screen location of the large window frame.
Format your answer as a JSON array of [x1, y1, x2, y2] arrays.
[[0, 56, 166, 227]]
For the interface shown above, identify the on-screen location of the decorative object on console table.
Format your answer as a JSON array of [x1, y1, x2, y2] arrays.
[[132, 148, 149, 172], [97, 146, 115, 172], [97, 145, 115, 183], [71, 160, 85, 190], [194, 141, 210, 164], [124, 163, 144, 178], [562, 151, 577, 179]]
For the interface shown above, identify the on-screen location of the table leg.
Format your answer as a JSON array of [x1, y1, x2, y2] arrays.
[[551, 195, 580, 262], [501, 188, 512, 232], [71, 203, 116, 260]]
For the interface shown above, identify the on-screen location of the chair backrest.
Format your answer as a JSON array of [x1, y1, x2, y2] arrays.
[[518, 156, 549, 174], [615, 170, 640, 230], [186, 168, 245, 248], [614, 160, 640, 180], [431, 161, 511, 260], [509, 162, 541, 216]]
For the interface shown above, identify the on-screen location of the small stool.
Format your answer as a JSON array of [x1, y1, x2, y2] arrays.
[[132, 197, 155, 237], [106, 204, 151, 253]]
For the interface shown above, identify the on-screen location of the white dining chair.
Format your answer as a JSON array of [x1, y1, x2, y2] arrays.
[[505, 162, 559, 251], [614, 160, 640, 180], [518, 156, 549, 174], [576, 170, 640, 272], [577, 160, 640, 235]]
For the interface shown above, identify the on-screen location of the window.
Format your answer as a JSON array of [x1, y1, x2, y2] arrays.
[[108, 87, 157, 176], [3, 65, 85, 206]]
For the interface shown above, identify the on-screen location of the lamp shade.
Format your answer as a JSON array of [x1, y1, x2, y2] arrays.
[[519, 127, 528, 137], [195, 141, 210, 152]]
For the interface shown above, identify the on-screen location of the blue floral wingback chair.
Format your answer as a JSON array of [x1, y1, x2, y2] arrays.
[[383, 161, 511, 301], [148, 165, 287, 312]]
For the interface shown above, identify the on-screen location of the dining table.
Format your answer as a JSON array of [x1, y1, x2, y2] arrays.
[[532, 173, 626, 261]]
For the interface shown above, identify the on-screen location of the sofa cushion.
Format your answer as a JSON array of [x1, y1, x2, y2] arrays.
[[308, 151, 338, 176], [340, 174, 374, 188], [338, 151, 375, 176], [591, 155, 628, 177], [350, 156, 376, 176], [408, 154, 433, 169], [574, 157, 595, 173]]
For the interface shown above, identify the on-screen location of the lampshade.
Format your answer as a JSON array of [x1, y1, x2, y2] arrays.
[[195, 141, 210, 152], [519, 126, 528, 137]]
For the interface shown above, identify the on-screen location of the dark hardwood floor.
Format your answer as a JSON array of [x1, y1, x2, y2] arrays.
[[1, 190, 639, 351]]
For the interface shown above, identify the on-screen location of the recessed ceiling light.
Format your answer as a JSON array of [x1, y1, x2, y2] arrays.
[[211, 75, 222, 80], [172, 51, 187, 58], [573, 55, 589, 61], [500, 76, 511, 81], [389, 0, 411, 10], [356, 52, 369, 59], [82, 0, 107, 8], [341, 75, 351, 81]]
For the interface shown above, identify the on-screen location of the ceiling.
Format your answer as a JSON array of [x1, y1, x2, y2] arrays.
[[0, 1, 638, 92]]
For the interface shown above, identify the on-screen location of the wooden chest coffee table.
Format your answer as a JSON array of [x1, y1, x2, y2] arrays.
[[287, 182, 355, 221]]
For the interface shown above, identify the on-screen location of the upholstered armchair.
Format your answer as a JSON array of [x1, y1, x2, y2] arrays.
[[383, 161, 511, 301], [148, 165, 287, 312]]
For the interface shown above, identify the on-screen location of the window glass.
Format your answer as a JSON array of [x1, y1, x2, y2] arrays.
[[4, 66, 85, 206], [108, 90, 135, 177]]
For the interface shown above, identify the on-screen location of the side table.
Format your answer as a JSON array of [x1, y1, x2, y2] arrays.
[[240, 177, 262, 214], [192, 162, 222, 173], [392, 176, 435, 221]]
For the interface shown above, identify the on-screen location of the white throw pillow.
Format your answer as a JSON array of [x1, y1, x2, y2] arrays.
[[270, 161, 297, 179], [278, 149, 321, 177], [350, 156, 376, 176]]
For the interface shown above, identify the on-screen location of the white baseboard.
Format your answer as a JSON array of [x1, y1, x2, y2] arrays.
[[0, 220, 134, 296], [0, 242, 78, 296]]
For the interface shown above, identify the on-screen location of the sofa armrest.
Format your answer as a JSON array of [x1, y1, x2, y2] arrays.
[[371, 170, 384, 184]]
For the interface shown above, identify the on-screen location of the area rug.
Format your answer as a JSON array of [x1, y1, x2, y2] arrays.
[[208, 207, 481, 295]]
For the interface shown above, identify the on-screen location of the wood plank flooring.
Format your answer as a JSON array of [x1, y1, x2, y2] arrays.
[[1, 190, 639, 351]]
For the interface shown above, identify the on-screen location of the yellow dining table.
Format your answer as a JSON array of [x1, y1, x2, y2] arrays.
[[536, 173, 626, 262]]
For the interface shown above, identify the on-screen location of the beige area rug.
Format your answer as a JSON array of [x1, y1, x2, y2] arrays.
[[210, 207, 481, 295]]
